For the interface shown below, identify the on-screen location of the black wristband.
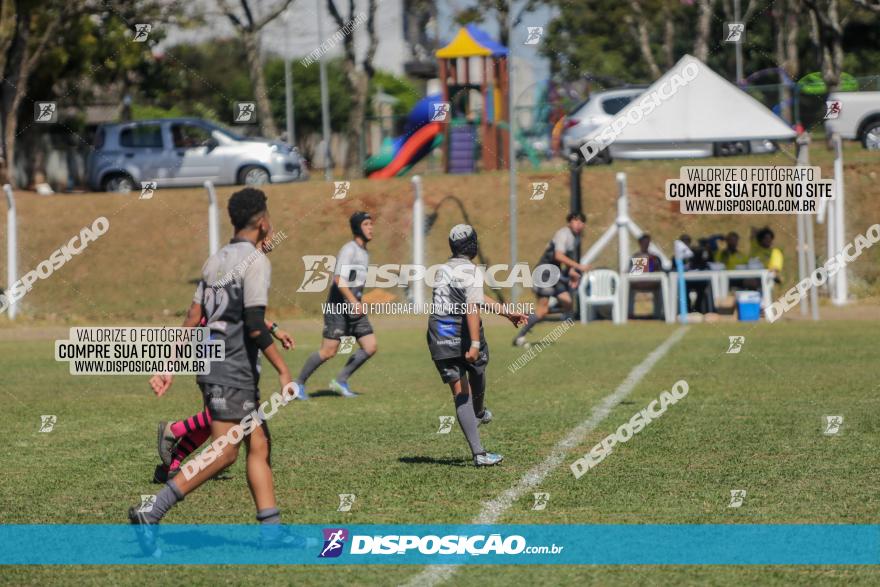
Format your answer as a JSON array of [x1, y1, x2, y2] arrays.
[[244, 307, 273, 350]]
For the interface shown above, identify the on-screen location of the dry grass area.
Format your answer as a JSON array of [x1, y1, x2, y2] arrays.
[[1, 143, 878, 324]]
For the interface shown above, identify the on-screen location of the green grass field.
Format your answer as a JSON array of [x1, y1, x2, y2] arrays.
[[2, 317, 878, 585], [2, 145, 878, 584]]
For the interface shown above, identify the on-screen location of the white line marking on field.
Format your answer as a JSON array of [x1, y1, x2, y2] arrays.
[[402, 326, 688, 587]]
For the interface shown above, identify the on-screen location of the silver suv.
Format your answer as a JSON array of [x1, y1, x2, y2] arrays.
[[87, 118, 306, 192], [561, 88, 645, 162]]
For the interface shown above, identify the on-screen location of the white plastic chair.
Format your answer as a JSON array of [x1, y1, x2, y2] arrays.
[[579, 269, 621, 324]]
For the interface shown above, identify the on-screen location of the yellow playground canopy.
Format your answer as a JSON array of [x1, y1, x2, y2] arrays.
[[435, 24, 508, 59]]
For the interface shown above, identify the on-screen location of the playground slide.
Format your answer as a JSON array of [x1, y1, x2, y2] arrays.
[[368, 123, 442, 179]]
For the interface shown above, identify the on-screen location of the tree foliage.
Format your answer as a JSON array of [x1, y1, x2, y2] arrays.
[[541, 0, 879, 90]]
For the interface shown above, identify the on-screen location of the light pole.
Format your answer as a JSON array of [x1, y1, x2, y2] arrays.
[[283, 10, 296, 148], [4, 184, 16, 320], [317, 0, 332, 180], [734, 0, 744, 83], [284, 60, 296, 146], [507, 4, 518, 302]]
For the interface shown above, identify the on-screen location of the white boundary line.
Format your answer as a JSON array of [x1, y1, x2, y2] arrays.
[[402, 326, 689, 586]]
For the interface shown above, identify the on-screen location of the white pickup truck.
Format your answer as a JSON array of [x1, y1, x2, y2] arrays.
[[825, 91, 880, 150]]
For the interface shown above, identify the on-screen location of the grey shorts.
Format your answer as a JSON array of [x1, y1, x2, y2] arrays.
[[323, 312, 374, 340], [199, 382, 259, 421], [533, 276, 572, 298], [433, 354, 488, 384]]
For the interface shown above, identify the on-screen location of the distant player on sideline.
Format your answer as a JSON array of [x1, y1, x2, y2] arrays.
[[427, 225, 527, 466], [514, 212, 589, 347], [292, 211, 376, 400], [129, 188, 298, 553], [152, 234, 294, 484]]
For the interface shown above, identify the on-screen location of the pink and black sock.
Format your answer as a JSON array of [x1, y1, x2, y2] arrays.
[[169, 426, 212, 472], [169, 409, 212, 439]]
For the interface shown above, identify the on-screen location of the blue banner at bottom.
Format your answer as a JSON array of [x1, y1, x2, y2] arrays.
[[0, 524, 877, 565]]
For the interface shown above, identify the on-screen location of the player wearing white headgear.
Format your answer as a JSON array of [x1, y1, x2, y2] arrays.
[[426, 224, 527, 466]]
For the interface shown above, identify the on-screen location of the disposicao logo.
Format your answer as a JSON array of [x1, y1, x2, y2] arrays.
[[319, 528, 348, 558]]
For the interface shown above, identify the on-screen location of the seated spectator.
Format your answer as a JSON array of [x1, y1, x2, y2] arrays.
[[679, 234, 692, 248], [704, 233, 726, 258], [750, 227, 784, 281], [714, 231, 749, 270], [689, 237, 715, 271], [630, 234, 662, 273], [677, 234, 715, 313], [629, 234, 664, 319]]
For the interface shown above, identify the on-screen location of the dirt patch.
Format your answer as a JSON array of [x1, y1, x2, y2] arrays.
[[1, 144, 877, 323]]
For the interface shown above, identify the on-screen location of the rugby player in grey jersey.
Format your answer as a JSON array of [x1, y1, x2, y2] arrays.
[[129, 188, 300, 554], [150, 231, 294, 485], [427, 225, 527, 466], [292, 211, 376, 399], [514, 212, 590, 347]]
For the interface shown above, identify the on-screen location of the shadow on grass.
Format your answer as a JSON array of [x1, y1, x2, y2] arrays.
[[152, 473, 233, 485], [308, 389, 345, 399], [398, 456, 471, 467]]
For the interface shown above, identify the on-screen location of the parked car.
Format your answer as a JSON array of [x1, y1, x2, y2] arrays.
[[87, 118, 307, 192], [561, 87, 776, 163], [561, 88, 644, 162], [824, 91, 880, 150]]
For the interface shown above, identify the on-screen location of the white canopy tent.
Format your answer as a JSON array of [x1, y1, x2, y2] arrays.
[[576, 54, 823, 319], [600, 54, 796, 148]]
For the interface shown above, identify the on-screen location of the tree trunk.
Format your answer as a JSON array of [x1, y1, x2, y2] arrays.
[[693, 0, 713, 62], [662, 4, 675, 69], [827, 1, 844, 94], [1, 1, 60, 187], [496, 2, 509, 47], [3, 109, 17, 186], [344, 69, 368, 174], [242, 30, 278, 138], [778, 0, 800, 124], [805, 0, 844, 94], [773, 5, 789, 122], [1, 2, 29, 187], [627, 0, 661, 79], [784, 0, 800, 79], [327, 0, 378, 176]]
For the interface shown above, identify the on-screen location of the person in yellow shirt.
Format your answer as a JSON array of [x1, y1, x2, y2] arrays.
[[714, 231, 750, 270], [750, 227, 783, 281]]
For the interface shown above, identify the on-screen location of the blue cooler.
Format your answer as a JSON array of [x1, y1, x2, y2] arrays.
[[736, 291, 762, 321]]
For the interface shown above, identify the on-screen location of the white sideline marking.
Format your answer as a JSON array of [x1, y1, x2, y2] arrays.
[[402, 326, 688, 587]]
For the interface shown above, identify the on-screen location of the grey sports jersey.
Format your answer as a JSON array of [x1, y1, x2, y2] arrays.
[[427, 257, 487, 361], [193, 239, 271, 391], [538, 227, 579, 272], [328, 240, 369, 305]]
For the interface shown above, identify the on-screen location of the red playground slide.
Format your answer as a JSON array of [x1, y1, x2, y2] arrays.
[[368, 122, 442, 179]]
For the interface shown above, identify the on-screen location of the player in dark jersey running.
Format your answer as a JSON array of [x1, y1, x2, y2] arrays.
[[427, 224, 527, 466], [128, 188, 298, 554], [514, 212, 589, 347], [292, 211, 376, 399], [152, 233, 294, 484]]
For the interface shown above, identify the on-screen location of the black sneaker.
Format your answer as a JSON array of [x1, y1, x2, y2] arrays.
[[152, 464, 168, 484], [157, 421, 176, 467], [152, 464, 180, 484], [128, 506, 161, 557]]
